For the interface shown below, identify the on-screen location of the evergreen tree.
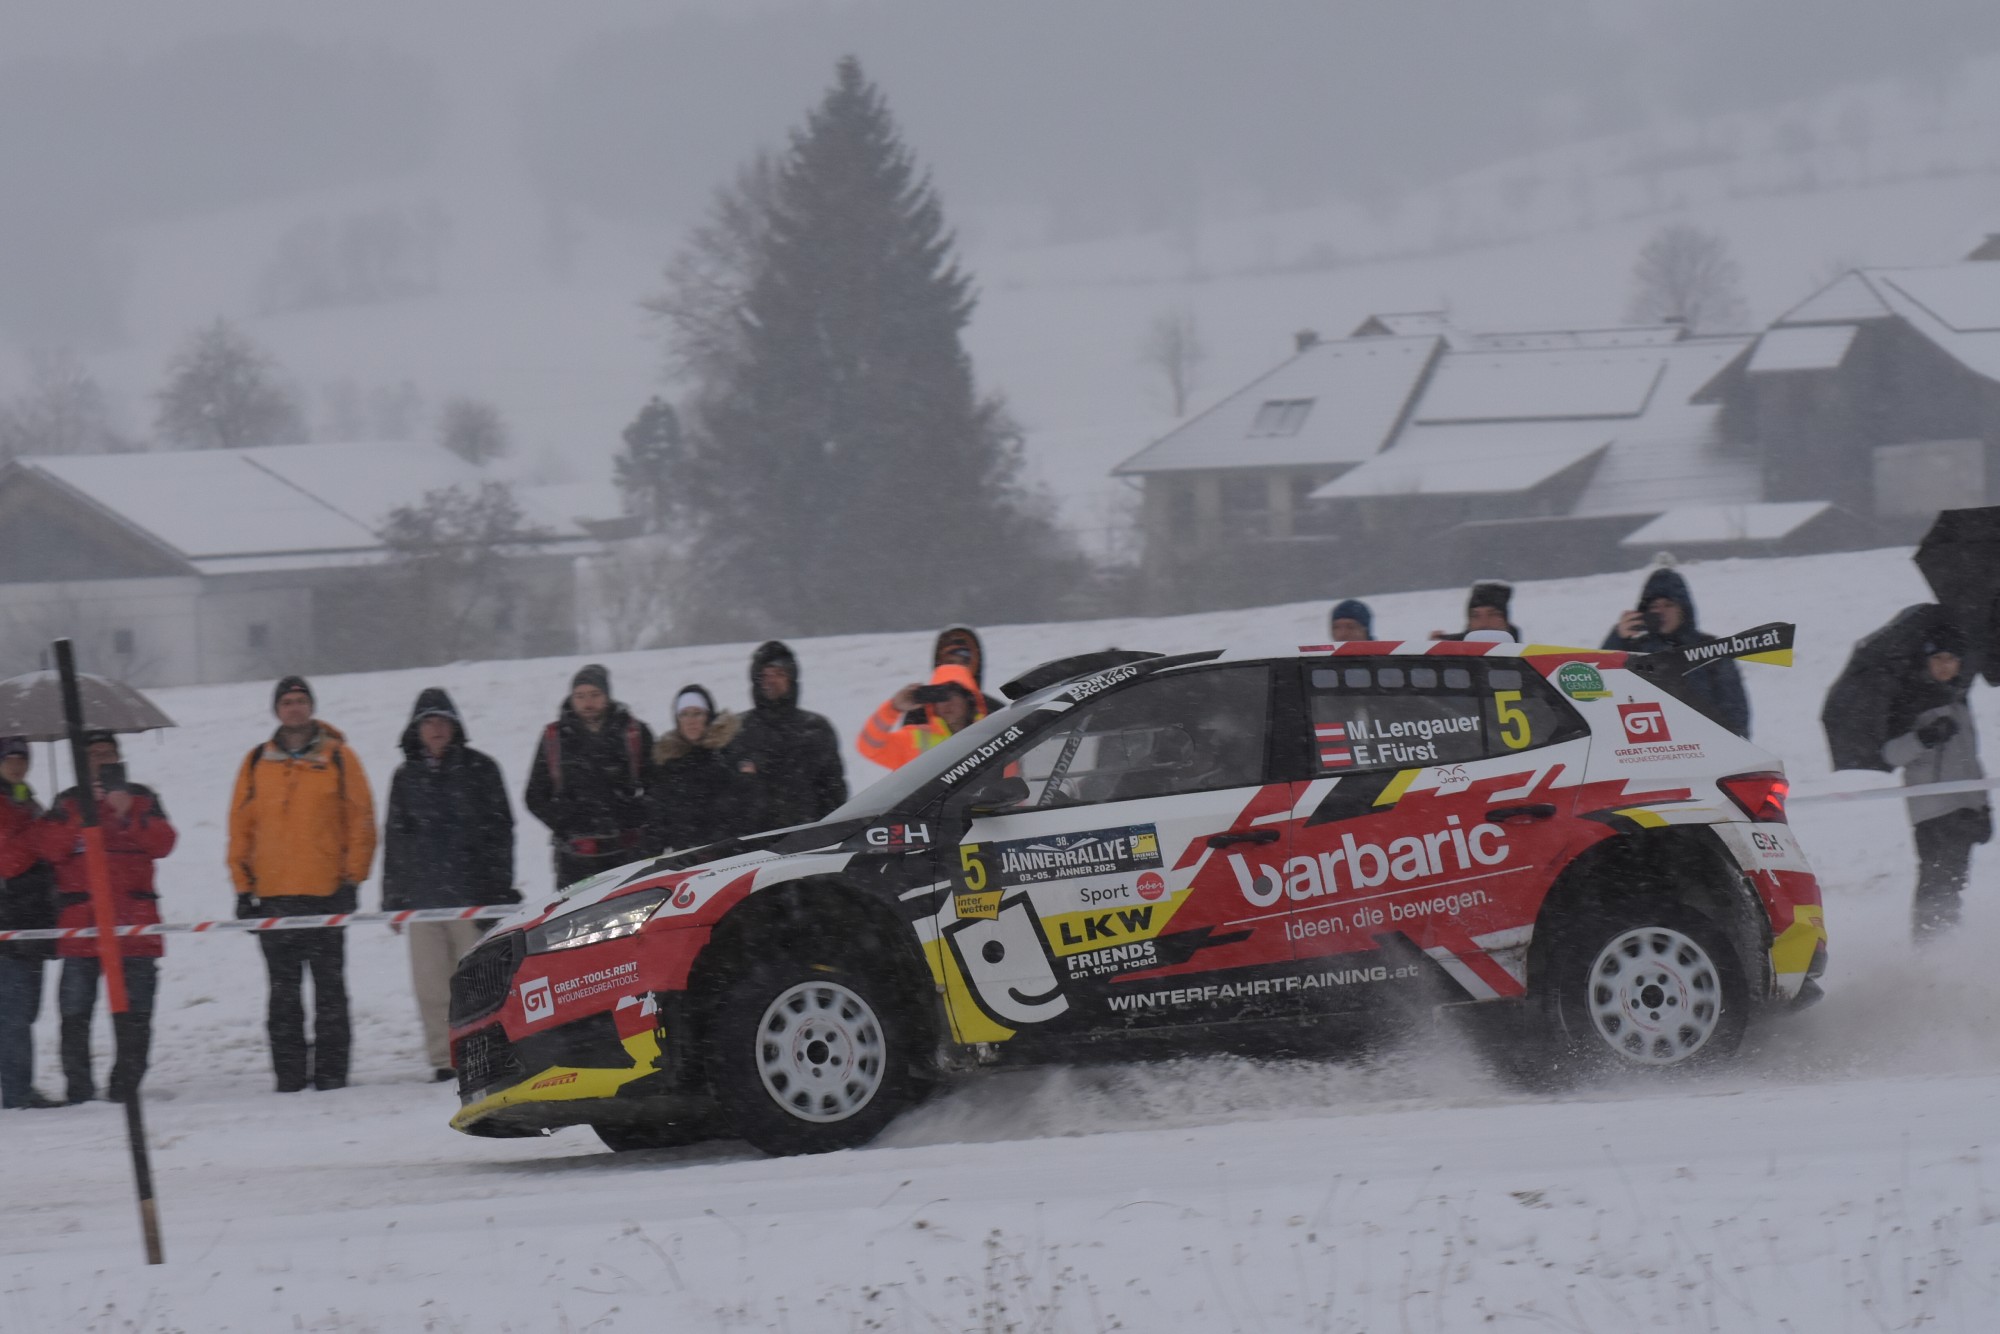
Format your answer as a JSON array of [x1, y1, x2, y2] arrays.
[[668, 57, 1080, 637], [614, 396, 682, 531]]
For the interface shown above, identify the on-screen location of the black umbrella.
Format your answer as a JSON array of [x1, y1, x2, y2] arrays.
[[1914, 505, 2000, 685], [0, 668, 176, 742]]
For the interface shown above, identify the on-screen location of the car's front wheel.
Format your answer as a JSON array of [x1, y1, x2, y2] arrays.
[[709, 957, 910, 1156], [1548, 904, 1749, 1074]]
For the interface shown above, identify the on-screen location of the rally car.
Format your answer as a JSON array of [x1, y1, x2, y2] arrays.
[[447, 627, 1826, 1156]]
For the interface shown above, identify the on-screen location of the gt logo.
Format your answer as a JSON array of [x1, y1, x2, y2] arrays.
[[519, 976, 555, 1025], [1619, 702, 1671, 743]]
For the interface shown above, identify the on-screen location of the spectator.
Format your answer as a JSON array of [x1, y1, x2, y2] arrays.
[[1880, 622, 1990, 940], [728, 641, 847, 831], [923, 626, 1006, 717], [382, 689, 517, 1082], [1601, 566, 1751, 737], [1431, 580, 1520, 642], [858, 664, 987, 770], [650, 685, 753, 853], [1329, 599, 1374, 643], [39, 732, 176, 1104], [525, 664, 654, 888], [228, 676, 377, 1093], [0, 738, 60, 1110]]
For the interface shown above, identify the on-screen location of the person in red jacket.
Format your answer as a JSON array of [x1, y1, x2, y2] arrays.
[[37, 731, 176, 1105]]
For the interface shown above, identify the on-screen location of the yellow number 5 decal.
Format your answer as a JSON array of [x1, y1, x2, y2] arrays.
[[1494, 691, 1532, 750], [958, 843, 989, 892], [954, 843, 1000, 920]]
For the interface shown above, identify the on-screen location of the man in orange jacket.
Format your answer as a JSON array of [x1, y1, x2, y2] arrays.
[[227, 676, 376, 1092], [39, 732, 176, 1104], [857, 664, 987, 770]]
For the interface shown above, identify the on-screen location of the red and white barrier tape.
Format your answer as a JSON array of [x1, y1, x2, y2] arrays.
[[1789, 775, 2000, 807], [0, 905, 510, 943]]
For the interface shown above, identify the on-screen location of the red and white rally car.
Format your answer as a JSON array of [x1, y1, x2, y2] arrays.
[[448, 627, 1826, 1155]]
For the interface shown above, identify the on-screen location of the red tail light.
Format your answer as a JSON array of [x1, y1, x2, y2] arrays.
[[1719, 772, 1789, 823]]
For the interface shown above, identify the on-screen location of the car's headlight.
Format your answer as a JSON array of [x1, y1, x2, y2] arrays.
[[526, 889, 670, 954]]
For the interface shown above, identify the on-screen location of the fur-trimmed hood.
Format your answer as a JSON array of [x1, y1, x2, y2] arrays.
[[654, 708, 742, 763]]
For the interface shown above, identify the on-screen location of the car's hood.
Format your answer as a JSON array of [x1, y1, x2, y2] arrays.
[[484, 814, 887, 936]]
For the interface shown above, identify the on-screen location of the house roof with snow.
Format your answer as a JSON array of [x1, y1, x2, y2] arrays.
[[1113, 334, 1443, 474], [1116, 314, 1751, 516], [0, 442, 597, 580], [1710, 260, 2000, 392]]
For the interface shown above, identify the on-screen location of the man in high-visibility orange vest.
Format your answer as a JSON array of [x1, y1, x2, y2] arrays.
[[856, 664, 987, 770]]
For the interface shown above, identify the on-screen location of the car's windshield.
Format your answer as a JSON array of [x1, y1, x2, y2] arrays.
[[825, 686, 1069, 821]]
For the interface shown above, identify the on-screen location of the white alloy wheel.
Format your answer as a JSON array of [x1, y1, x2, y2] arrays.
[[753, 980, 887, 1123], [1584, 926, 1725, 1065]]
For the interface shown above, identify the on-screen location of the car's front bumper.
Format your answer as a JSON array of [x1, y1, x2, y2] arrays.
[[450, 993, 692, 1136]]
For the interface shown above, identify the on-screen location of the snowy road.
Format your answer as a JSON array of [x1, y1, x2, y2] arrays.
[[4, 549, 1999, 1330]]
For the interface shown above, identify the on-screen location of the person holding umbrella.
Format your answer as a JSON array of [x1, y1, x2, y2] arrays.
[[1879, 620, 1991, 940], [36, 731, 177, 1103]]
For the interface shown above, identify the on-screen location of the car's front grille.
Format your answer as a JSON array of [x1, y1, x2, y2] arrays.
[[455, 1026, 525, 1097], [449, 932, 525, 1026]]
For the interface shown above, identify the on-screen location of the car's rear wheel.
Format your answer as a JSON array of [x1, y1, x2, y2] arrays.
[[1548, 904, 1748, 1075], [710, 957, 910, 1156]]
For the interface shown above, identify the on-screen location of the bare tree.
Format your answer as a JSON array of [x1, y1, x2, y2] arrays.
[[436, 395, 511, 464], [0, 348, 129, 461], [1627, 224, 1750, 333], [153, 319, 308, 449], [381, 481, 552, 662], [643, 153, 780, 386], [1138, 307, 1207, 416]]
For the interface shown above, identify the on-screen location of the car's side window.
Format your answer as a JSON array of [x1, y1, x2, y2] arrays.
[[1008, 666, 1273, 810], [1305, 660, 1583, 775]]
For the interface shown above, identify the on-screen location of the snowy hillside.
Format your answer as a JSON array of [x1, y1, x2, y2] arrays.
[[6, 546, 2000, 1330], [26, 55, 2000, 555]]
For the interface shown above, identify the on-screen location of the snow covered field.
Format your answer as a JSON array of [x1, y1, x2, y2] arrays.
[[6, 546, 2000, 1331]]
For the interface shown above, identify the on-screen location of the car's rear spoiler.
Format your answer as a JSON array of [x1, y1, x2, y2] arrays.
[[1626, 622, 1795, 680]]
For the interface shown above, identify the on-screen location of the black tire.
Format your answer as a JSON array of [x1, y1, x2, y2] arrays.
[[591, 1116, 709, 1153], [709, 956, 911, 1156], [1542, 902, 1749, 1079]]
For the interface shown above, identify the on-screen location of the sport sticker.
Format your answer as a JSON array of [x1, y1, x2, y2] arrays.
[[991, 825, 1162, 887]]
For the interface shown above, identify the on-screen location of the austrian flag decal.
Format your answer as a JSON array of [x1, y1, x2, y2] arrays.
[[1315, 723, 1353, 767]]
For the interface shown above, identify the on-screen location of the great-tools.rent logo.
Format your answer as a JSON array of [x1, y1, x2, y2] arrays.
[[1556, 662, 1611, 701], [1618, 701, 1671, 744], [519, 976, 555, 1024]]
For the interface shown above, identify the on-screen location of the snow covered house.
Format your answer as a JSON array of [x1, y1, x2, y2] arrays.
[[0, 443, 600, 685], [1115, 311, 1880, 610], [1694, 250, 2000, 545]]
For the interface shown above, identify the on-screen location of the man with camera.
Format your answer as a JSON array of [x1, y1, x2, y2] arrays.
[[1600, 565, 1750, 737], [37, 731, 177, 1104], [857, 663, 988, 770]]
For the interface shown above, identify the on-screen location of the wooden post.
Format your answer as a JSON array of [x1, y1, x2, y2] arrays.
[[53, 639, 165, 1264]]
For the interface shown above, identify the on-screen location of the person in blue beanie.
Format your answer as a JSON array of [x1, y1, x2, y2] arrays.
[[1329, 599, 1374, 643]]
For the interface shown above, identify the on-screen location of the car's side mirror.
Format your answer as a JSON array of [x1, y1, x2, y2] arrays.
[[966, 773, 1029, 817]]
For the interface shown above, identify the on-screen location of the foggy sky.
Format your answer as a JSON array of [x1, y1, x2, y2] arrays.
[[1, 0, 1996, 347]]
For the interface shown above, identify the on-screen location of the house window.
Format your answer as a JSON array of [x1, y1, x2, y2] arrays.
[[1248, 398, 1314, 437], [113, 629, 135, 656], [248, 623, 269, 649]]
